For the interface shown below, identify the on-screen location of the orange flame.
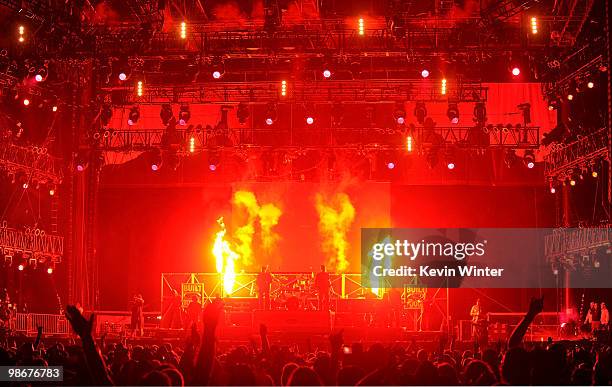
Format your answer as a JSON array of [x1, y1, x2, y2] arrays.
[[213, 217, 239, 295], [315, 193, 355, 272]]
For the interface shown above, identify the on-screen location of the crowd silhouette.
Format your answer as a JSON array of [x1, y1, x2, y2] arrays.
[[1, 297, 611, 386]]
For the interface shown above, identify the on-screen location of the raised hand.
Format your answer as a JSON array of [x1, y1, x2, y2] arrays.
[[65, 304, 95, 338], [329, 329, 344, 350], [259, 323, 268, 337], [527, 296, 544, 318]]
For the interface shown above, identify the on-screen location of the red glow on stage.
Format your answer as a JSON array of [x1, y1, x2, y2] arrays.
[[512, 67, 521, 76]]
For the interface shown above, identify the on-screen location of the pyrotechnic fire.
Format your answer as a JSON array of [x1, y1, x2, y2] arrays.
[[232, 191, 282, 264], [212, 217, 239, 295], [315, 192, 355, 272]]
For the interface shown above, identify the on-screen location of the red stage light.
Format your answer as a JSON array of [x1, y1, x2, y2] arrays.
[[22, 183, 28, 189], [421, 69, 429, 78], [587, 81, 594, 89], [23, 99, 30, 106], [18, 264, 24, 271], [212, 71, 222, 79], [47, 267, 53, 274], [387, 162, 395, 169], [119, 72, 127, 81], [306, 116, 314, 125], [447, 162, 455, 170], [151, 164, 160, 171], [567, 94, 573, 100], [52, 105, 58, 112], [323, 69, 331, 78], [49, 189, 55, 196], [511, 67, 520, 76], [209, 164, 217, 171], [527, 161, 535, 169], [396, 116, 405, 125], [76, 164, 84, 172], [35, 74, 43, 82], [265, 118, 274, 125], [550, 187, 556, 194]]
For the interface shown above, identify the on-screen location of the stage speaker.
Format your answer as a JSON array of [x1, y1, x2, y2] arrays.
[[252, 310, 333, 331]]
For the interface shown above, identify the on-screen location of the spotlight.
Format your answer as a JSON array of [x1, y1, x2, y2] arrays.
[[569, 179, 576, 186], [550, 186, 556, 194], [446, 103, 459, 124], [127, 106, 140, 125], [47, 267, 53, 274], [447, 162, 455, 170], [35, 74, 43, 82], [512, 67, 521, 76], [592, 171, 598, 178], [22, 182, 28, 189], [265, 102, 277, 125], [441, 78, 447, 95], [212, 70, 222, 79], [237, 102, 250, 124], [136, 81, 143, 97], [306, 116, 314, 125], [178, 105, 191, 125], [151, 151, 162, 171], [567, 94, 573, 101], [52, 105, 58, 112], [587, 81, 594, 89], [323, 69, 332, 78], [49, 188, 55, 196], [18, 264, 24, 271], [524, 150, 535, 169], [393, 102, 406, 125], [23, 99, 30, 106], [100, 104, 113, 127], [530, 17, 538, 34], [473, 102, 487, 125], [180, 21, 187, 39], [414, 102, 427, 125], [421, 69, 430, 78], [160, 104, 174, 126], [358, 18, 365, 35], [387, 162, 395, 169], [118, 72, 127, 81], [281, 80, 287, 97]]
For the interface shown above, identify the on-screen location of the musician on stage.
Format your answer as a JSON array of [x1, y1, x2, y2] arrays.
[[314, 265, 330, 311], [185, 294, 202, 328], [130, 294, 145, 337], [470, 298, 484, 339], [256, 265, 273, 310], [601, 302, 609, 330]]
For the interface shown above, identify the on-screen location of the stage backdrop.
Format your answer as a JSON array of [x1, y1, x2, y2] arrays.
[[96, 180, 554, 311]]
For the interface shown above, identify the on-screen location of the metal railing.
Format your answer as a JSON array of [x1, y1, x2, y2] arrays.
[[14, 313, 71, 336]]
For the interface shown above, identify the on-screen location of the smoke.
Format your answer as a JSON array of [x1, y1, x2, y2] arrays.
[[315, 192, 356, 272], [232, 190, 282, 267]]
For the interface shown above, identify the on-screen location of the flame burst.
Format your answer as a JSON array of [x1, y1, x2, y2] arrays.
[[315, 193, 356, 272], [213, 217, 239, 295], [232, 191, 282, 266]]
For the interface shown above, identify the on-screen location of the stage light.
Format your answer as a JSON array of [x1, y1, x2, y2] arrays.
[[421, 69, 429, 78], [18, 25, 25, 42], [149, 149, 162, 171], [47, 267, 53, 274], [512, 67, 521, 76], [446, 103, 459, 124], [52, 105, 58, 112], [550, 186, 556, 194], [237, 102, 249, 124], [524, 151, 535, 169], [118, 72, 127, 81], [587, 81, 594, 88], [281, 80, 287, 97], [323, 69, 332, 78], [100, 104, 113, 127], [22, 182, 28, 189], [127, 106, 140, 125], [178, 105, 191, 125], [394, 102, 406, 125], [569, 179, 576, 186], [473, 102, 487, 125], [406, 136, 413, 153], [414, 101, 427, 125], [212, 70, 222, 79], [530, 17, 538, 34], [387, 162, 395, 169], [548, 104, 555, 111], [49, 188, 55, 196], [23, 99, 30, 106], [306, 116, 314, 125], [592, 171, 598, 178], [265, 102, 277, 125], [447, 162, 455, 170], [180, 21, 187, 39], [441, 78, 447, 95], [18, 264, 24, 271], [358, 18, 365, 35], [160, 104, 174, 126], [35, 74, 43, 82], [567, 93, 573, 101], [136, 81, 143, 97], [189, 137, 195, 153]]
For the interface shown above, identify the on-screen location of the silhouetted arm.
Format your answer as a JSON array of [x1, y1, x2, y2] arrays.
[[508, 297, 543, 348], [65, 305, 113, 385], [193, 299, 223, 385]]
